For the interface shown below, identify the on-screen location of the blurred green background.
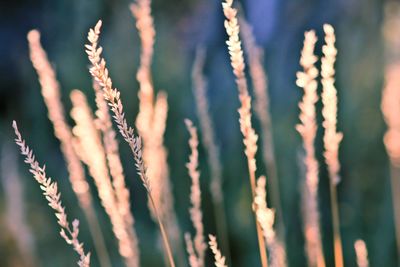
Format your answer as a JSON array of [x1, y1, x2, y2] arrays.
[[0, 0, 395, 266]]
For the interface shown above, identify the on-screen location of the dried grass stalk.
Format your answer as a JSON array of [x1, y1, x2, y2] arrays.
[[221, 1, 268, 266], [85, 20, 176, 267], [130, 0, 155, 99], [130, 0, 155, 144], [13, 121, 91, 267], [130, 0, 183, 261], [208, 235, 228, 267], [321, 24, 344, 267], [185, 119, 207, 267], [27, 29, 91, 209], [296, 30, 326, 267], [354, 239, 369, 267], [192, 48, 231, 261], [321, 24, 343, 185], [254, 176, 287, 267], [239, 18, 284, 236], [70, 89, 139, 267], [93, 81, 140, 259], [27, 29, 111, 267]]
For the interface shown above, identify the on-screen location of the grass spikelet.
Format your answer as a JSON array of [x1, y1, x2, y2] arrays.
[[70, 89, 139, 266], [208, 235, 228, 267], [321, 24, 343, 185], [185, 119, 206, 267], [130, 0, 155, 90], [239, 19, 283, 235], [222, 1, 268, 266], [192, 48, 231, 261], [354, 239, 369, 267], [254, 176, 287, 267], [130, 0, 183, 261], [321, 24, 344, 267], [296, 30, 326, 267], [27, 29, 111, 267], [130, 0, 155, 139], [152, 93, 183, 264], [93, 81, 140, 261], [85, 20, 176, 267], [12, 121, 91, 267], [27, 30, 91, 206], [131, 0, 184, 261]]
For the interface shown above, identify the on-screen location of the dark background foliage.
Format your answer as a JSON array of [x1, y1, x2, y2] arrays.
[[0, 0, 394, 266]]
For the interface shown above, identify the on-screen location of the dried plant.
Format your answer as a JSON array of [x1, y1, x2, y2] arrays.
[[1, 143, 37, 267], [70, 89, 140, 267], [321, 24, 344, 267], [12, 121, 91, 267], [321, 24, 343, 185], [10, 3, 387, 267], [85, 20, 176, 267], [208, 235, 228, 267], [221, 0, 268, 266], [191, 48, 231, 261], [93, 81, 141, 262], [254, 176, 287, 267], [130, 0, 155, 144], [296, 30, 326, 267], [354, 240, 369, 267], [239, 18, 283, 235], [130, 0, 155, 101], [184, 119, 207, 267], [27, 29, 111, 267], [130, 1, 183, 261]]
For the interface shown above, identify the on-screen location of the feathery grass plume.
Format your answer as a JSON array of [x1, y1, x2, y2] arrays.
[[85, 20, 176, 267], [382, 3, 400, 257], [321, 24, 343, 185], [239, 18, 284, 236], [185, 233, 201, 267], [222, 1, 268, 266], [70, 89, 140, 267], [354, 240, 369, 267], [130, 2, 183, 262], [192, 48, 231, 261], [208, 235, 228, 267], [12, 121, 91, 267], [1, 143, 37, 267], [130, 0, 156, 143], [185, 119, 207, 267], [321, 24, 344, 267], [296, 30, 326, 267], [254, 176, 287, 267], [93, 81, 140, 257], [27, 29, 111, 267], [152, 93, 183, 264], [130, 0, 155, 100]]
